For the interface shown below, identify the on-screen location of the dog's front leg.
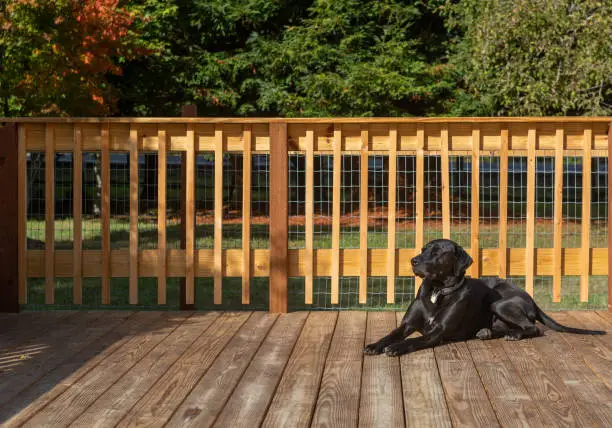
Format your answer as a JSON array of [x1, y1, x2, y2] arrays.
[[363, 323, 416, 355], [383, 328, 443, 357]]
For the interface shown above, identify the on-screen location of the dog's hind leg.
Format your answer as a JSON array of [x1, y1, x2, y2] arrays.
[[491, 300, 540, 341], [476, 318, 509, 340]]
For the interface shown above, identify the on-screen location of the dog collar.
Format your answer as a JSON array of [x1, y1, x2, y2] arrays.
[[430, 277, 466, 304]]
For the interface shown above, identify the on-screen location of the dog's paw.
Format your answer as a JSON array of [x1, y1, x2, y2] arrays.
[[504, 333, 522, 341], [476, 328, 493, 340], [363, 343, 384, 355], [383, 344, 406, 357]]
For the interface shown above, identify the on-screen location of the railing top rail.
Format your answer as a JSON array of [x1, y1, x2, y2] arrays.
[[3, 117, 612, 124]]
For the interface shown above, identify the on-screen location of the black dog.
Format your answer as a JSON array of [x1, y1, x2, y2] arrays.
[[364, 239, 605, 357]]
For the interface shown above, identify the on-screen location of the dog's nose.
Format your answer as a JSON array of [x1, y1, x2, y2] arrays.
[[411, 257, 419, 266]]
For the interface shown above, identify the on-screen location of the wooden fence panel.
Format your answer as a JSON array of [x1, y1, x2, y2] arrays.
[[8, 118, 610, 313]]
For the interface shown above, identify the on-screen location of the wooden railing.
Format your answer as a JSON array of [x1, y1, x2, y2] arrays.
[[1, 117, 611, 312]]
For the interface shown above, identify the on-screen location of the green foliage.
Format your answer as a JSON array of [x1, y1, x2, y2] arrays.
[[444, 0, 612, 116]]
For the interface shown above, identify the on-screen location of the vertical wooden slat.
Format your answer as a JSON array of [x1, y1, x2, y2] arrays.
[[471, 125, 480, 278], [242, 125, 252, 304], [580, 128, 592, 302], [269, 122, 288, 313], [305, 129, 315, 304], [387, 125, 397, 303], [441, 124, 450, 239], [45, 124, 55, 304], [185, 125, 196, 305], [214, 126, 223, 304], [415, 124, 425, 293], [359, 126, 369, 304], [18, 125, 27, 304], [499, 125, 508, 278], [332, 125, 342, 305], [73, 125, 83, 304], [553, 127, 564, 302], [101, 123, 111, 304], [129, 126, 139, 305], [157, 128, 167, 305], [526, 127, 536, 296], [608, 122, 612, 312]]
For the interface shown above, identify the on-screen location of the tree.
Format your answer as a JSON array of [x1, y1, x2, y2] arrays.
[[0, 0, 148, 116], [443, 0, 612, 116]]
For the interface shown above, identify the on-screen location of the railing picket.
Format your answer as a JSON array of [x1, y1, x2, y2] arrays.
[[581, 128, 592, 302], [387, 125, 397, 304], [129, 126, 139, 304], [526, 127, 536, 296], [305, 129, 315, 304], [158, 128, 167, 305], [332, 125, 342, 305], [441, 124, 450, 239], [360, 126, 369, 304], [73, 125, 83, 304], [45, 124, 55, 304], [499, 125, 508, 278], [186, 124, 196, 305], [101, 123, 111, 304], [553, 127, 564, 302], [242, 125, 252, 304], [415, 124, 425, 293], [471, 125, 480, 277]]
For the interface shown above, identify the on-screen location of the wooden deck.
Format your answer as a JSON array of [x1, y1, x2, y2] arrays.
[[0, 311, 611, 427]]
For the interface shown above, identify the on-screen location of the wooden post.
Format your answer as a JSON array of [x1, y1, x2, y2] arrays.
[[73, 125, 83, 304], [387, 125, 397, 303], [0, 123, 19, 312], [180, 105, 196, 310], [441, 124, 450, 239], [470, 125, 480, 277], [331, 125, 342, 304], [526, 127, 536, 296], [18, 125, 27, 305], [186, 125, 196, 305], [129, 126, 139, 304], [305, 129, 314, 304], [213, 127, 223, 304], [45, 124, 55, 304], [553, 127, 564, 302], [580, 128, 592, 302], [499, 125, 508, 279], [101, 123, 111, 304], [242, 125, 252, 304], [359, 126, 369, 304], [269, 122, 288, 313], [415, 124, 425, 293], [608, 122, 612, 312], [158, 128, 167, 305]]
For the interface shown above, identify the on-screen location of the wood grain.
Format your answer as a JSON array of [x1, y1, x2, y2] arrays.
[[434, 342, 499, 427], [360, 312, 404, 427], [166, 313, 277, 428], [70, 313, 221, 428], [396, 312, 451, 428], [212, 312, 308, 428], [185, 125, 196, 305], [115, 312, 250, 428], [262, 312, 337, 428], [311, 311, 366, 428]]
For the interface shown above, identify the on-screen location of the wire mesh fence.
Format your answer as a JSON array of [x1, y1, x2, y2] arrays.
[[396, 155, 416, 248]]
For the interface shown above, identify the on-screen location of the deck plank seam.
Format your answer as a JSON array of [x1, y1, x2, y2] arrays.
[[305, 311, 340, 428], [188, 313, 281, 428], [12, 311, 169, 426], [464, 341, 504, 427], [256, 311, 311, 428], [56, 312, 195, 426], [355, 312, 368, 428], [394, 312, 407, 428], [115, 311, 253, 427]]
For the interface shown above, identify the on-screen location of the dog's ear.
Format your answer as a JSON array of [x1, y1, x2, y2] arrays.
[[454, 244, 473, 277]]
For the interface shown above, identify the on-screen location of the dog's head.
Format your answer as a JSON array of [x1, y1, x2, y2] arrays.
[[411, 239, 473, 284]]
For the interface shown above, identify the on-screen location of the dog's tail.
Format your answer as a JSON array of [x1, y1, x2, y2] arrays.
[[536, 305, 605, 335]]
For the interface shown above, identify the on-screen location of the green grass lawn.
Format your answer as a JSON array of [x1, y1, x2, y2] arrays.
[[22, 219, 607, 311]]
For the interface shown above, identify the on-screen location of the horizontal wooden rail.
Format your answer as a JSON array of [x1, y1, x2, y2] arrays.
[[26, 248, 609, 278]]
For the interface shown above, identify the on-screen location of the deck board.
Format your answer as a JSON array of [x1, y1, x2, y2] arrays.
[[0, 310, 610, 428]]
